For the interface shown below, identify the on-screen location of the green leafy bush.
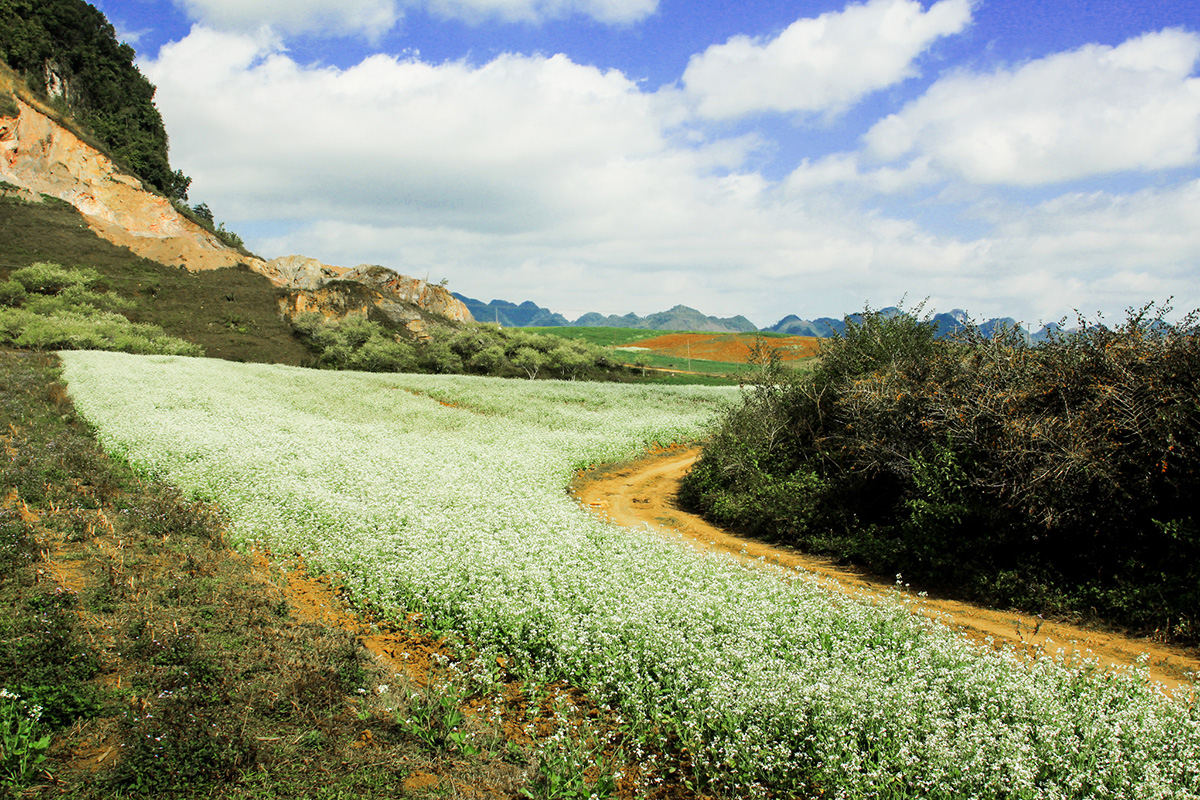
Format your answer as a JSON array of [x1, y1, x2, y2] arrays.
[[0, 263, 202, 355], [0, 278, 25, 307], [0, 688, 51, 792], [292, 314, 622, 380], [682, 302, 1200, 640], [11, 261, 97, 294]]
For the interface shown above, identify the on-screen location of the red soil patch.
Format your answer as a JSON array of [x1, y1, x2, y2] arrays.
[[629, 332, 819, 362]]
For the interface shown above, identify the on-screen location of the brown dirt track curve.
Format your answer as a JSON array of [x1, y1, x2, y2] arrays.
[[572, 447, 1200, 694]]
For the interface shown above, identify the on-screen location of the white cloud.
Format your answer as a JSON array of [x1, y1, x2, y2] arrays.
[[866, 29, 1200, 184], [681, 0, 971, 120], [935, 180, 1200, 324], [141, 26, 982, 324], [421, 0, 658, 25], [784, 151, 935, 194], [144, 27, 673, 230], [172, 0, 657, 35], [173, 0, 403, 38], [140, 24, 1200, 328]]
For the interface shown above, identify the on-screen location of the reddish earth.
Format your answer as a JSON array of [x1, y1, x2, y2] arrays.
[[627, 332, 820, 362], [252, 552, 449, 687], [572, 447, 1200, 694]]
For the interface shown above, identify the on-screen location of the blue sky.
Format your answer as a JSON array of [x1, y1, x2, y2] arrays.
[[94, 0, 1200, 327]]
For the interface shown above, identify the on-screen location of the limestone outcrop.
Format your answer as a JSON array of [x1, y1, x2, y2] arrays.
[[258, 255, 351, 290], [342, 265, 472, 323], [276, 282, 434, 340], [264, 256, 473, 334]]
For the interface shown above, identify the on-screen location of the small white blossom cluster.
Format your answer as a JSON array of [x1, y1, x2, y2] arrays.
[[60, 352, 1200, 798]]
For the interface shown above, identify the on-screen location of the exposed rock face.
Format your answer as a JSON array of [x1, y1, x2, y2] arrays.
[[265, 257, 473, 333], [0, 94, 263, 272], [278, 282, 436, 340], [1, 79, 473, 330], [258, 255, 351, 290], [343, 265, 472, 323]]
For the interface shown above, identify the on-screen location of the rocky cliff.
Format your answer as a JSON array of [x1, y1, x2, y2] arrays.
[[1, 71, 472, 330], [269, 256, 472, 339], [1, 92, 256, 271]]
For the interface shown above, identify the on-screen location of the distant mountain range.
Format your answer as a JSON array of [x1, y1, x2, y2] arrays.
[[454, 294, 1062, 340], [454, 295, 757, 332]]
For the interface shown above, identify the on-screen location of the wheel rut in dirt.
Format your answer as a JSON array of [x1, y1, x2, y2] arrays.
[[572, 447, 1199, 693]]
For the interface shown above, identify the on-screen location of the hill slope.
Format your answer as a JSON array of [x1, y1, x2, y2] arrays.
[[0, 192, 313, 364]]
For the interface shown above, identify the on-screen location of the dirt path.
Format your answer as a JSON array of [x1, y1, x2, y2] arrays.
[[572, 448, 1200, 693]]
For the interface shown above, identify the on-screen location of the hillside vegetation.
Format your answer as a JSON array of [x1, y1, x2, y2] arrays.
[[0, 261, 203, 355], [0, 0, 189, 200], [681, 304, 1200, 643], [1, 351, 608, 798], [0, 194, 314, 364]]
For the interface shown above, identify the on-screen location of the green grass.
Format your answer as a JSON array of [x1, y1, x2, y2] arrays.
[[635, 371, 740, 386], [524, 325, 667, 347], [529, 327, 817, 382], [0, 197, 312, 366]]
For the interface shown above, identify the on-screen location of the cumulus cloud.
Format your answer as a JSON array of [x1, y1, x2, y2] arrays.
[[422, 0, 658, 25], [681, 0, 972, 120], [173, 0, 403, 38], [784, 151, 935, 195], [172, 0, 657, 35], [866, 29, 1200, 184], [141, 26, 980, 323], [143, 27, 674, 230], [139, 22, 1200, 327]]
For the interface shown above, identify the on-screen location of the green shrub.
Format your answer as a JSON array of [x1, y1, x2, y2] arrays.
[[349, 335, 416, 372], [23, 284, 135, 315], [11, 262, 98, 294], [0, 279, 26, 307], [0, 263, 201, 355], [682, 302, 1200, 640], [110, 695, 257, 793], [3, 308, 202, 355], [292, 313, 623, 380]]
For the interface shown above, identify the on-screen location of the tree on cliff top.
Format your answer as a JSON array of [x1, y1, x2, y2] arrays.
[[0, 0, 190, 200]]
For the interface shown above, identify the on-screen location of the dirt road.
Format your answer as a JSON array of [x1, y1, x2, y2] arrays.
[[572, 447, 1199, 693]]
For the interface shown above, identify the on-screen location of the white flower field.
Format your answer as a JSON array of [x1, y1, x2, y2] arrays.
[[60, 351, 1199, 798]]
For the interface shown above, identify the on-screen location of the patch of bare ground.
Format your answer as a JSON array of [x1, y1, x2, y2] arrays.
[[629, 332, 820, 362], [572, 447, 1200, 693]]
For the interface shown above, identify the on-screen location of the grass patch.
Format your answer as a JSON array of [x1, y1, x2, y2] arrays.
[[524, 326, 668, 347], [0, 199, 312, 365]]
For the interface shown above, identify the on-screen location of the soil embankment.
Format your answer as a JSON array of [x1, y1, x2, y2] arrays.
[[573, 448, 1200, 693]]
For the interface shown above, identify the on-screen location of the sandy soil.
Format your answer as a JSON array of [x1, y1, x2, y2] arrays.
[[572, 447, 1200, 693]]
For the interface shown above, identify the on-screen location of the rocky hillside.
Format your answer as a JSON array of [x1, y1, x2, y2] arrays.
[[1, 61, 471, 336]]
